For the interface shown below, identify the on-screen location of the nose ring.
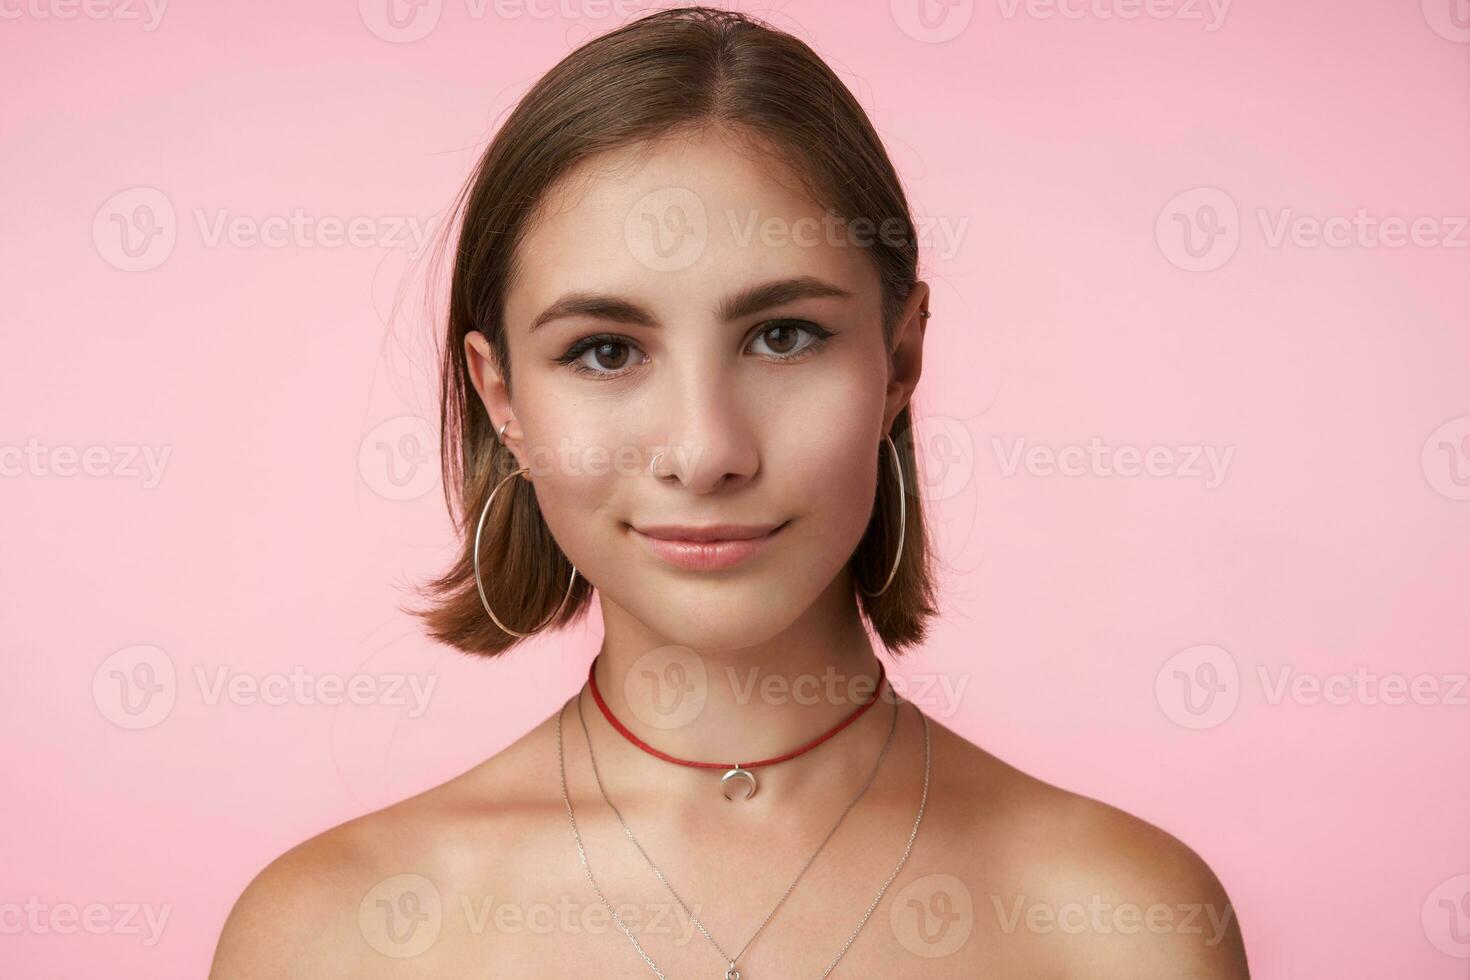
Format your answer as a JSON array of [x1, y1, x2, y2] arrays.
[[649, 451, 666, 477]]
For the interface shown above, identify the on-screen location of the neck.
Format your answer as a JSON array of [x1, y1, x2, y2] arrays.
[[579, 573, 894, 811]]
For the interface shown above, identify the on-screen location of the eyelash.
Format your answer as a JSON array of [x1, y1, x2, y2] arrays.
[[554, 320, 834, 379]]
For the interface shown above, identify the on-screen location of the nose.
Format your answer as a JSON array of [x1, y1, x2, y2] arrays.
[[652, 367, 759, 495]]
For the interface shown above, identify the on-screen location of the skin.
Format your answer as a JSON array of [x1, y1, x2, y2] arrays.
[[209, 124, 1250, 979]]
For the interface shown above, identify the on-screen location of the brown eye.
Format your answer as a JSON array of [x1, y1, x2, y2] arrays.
[[762, 324, 801, 354], [558, 334, 643, 376], [748, 319, 829, 359], [588, 342, 629, 371]]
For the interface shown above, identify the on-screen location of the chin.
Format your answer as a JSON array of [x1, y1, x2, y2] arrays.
[[634, 589, 804, 654]]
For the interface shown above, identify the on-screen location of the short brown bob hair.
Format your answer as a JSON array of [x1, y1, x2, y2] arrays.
[[407, 6, 940, 657]]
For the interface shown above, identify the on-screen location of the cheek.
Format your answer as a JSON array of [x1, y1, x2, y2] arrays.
[[517, 402, 632, 565], [774, 370, 885, 544]]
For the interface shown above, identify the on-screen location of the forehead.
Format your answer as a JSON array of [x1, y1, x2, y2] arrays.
[[506, 127, 882, 327]]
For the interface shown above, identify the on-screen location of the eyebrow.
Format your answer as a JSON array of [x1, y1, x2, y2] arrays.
[[528, 275, 853, 333]]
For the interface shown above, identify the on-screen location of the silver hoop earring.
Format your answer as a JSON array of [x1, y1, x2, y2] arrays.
[[857, 432, 905, 598], [474, 426, 579, 638]]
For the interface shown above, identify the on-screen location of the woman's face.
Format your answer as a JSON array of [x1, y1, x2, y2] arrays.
[[468, 125, 927, 651]]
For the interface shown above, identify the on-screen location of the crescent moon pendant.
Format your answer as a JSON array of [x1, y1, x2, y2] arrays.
[[720, 765, 757, 801]]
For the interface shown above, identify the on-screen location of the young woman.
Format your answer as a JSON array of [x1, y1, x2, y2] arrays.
[[211, 8, 1249, 978]]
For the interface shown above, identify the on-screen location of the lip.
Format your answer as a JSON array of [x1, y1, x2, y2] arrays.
[[629, 521, 788, 571]]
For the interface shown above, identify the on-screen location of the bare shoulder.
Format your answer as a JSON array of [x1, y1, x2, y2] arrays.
[[209, 710, 564, 979], [922, 715, 1250, 979]]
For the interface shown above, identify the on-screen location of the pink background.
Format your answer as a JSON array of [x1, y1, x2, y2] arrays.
[[3, 0, 1467, 976]]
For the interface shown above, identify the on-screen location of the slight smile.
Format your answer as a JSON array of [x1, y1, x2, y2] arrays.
[[629, 521, 789, 572]]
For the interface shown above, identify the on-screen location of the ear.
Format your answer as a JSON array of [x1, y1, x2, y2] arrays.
[[882, 281, 931, 436], [464, 331, 526, 470]]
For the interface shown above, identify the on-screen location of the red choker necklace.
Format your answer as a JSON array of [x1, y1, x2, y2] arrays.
[[585, 654, 888, 801]]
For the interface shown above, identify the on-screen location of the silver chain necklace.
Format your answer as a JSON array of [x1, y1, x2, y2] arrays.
[[577, 685, 896, 975], [556, 685, 932, 979]]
